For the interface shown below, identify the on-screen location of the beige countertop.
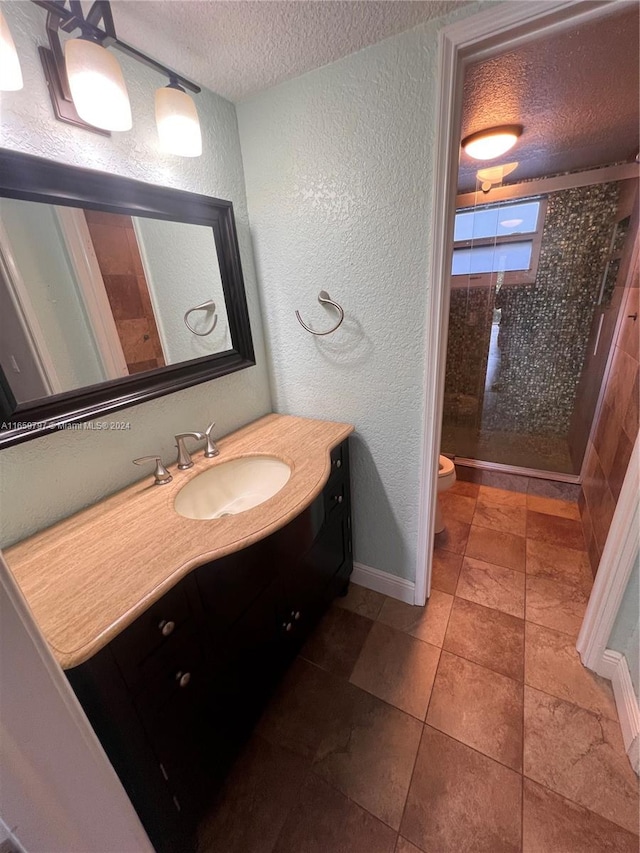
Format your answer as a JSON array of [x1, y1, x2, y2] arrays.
[[5, 414, 353, 670]]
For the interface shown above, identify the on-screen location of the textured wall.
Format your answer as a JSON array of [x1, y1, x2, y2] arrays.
[[0, 1, 271, 546], [609, 556, 640, 701], [237, 4, 479, 582]]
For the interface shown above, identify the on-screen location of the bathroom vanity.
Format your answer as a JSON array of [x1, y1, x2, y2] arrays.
[[5, 414, 353, 852]]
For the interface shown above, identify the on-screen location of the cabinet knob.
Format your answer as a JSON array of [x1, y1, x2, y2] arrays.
[[334, 494, 343, 504], [333, 459, 342, 468], [175, 671, 191, 688], [282, 622, 293, 633], [159, 619, 175, 637], [293, 611, 301, 621]]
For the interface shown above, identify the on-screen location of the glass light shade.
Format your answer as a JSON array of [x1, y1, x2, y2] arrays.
[[64, 38, 132, 131], [155, 86, 202, 157], [0, 10, 23, 91], [462, 126, 522, 161]]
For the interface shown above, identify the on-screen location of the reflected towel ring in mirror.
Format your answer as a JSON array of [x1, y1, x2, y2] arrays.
[[295, 290, 345, 336], [184, 299, 218, 336]]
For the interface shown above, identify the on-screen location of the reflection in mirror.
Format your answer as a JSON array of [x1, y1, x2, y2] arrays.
[[0, 199, 231, 404]]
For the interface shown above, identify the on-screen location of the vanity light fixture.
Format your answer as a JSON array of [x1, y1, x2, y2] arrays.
[[65, 35, 131, 131], [462, 125, 523, 161], [156, 78, 202, 158], [29, 0, 202, 153], [0, 9, 23, 91]]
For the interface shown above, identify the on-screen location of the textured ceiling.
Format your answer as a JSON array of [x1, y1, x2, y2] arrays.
[[458, 5, 640, 191], [111, 0, 463, 102]]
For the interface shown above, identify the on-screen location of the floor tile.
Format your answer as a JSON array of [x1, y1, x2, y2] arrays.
[[350, 622, 440, 719], [431, 548, 462, 595], [473, 502, 527, 536], [477, 484, 527, 508], [444, 596, 524, 681], [527, 479, 582, 501], [395, 838, 423, 853], [525, 538, 592, 591], [525, 622, 617, 720], [197, 736, 308, 853], [450, 479, 480, 498], [522, 777, 638, 853], [401, 726, 522, 853], [312, 681, 423, 830], [434, 518, 470, 555], [336, 582, 386, 620], [523, 686, 639, 834], [466, 525, 526, 572], [526, 509, 586, 551], [526, 493, 581, 520], [273, 773, 397, 853], [439, 491, 476, 523], [526, 575, 589, 639], [377, 590, 453, 647], [256, 658, 342, 759], [426, 651, 523, 771], [300, 606, 373, 678], [456, 556, 525, 618]]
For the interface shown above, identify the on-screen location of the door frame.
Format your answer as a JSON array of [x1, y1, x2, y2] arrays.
[[415, 0, 627, 605]]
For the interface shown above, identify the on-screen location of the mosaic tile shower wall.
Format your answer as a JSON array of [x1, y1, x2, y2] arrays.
[[484, 182, 620, 434], [444, 181, 620, 449]]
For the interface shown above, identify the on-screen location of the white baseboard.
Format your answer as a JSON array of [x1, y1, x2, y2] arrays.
[[351, 562, 416, 605], [597, 649, 640, 775]]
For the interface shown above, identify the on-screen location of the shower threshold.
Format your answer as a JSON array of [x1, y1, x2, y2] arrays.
[[453, 456, 581, 484]]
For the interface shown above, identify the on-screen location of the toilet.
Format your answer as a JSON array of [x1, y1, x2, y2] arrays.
[[436, 455, 456, 534]]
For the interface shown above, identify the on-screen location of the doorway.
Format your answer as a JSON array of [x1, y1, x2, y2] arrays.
[[416, 0, 639, 603]]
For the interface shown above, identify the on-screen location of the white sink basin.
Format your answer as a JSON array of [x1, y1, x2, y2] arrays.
[[174, 456, 291, 520]]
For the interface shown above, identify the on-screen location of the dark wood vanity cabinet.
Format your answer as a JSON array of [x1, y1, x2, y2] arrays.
[[66, 440, 352, 853]]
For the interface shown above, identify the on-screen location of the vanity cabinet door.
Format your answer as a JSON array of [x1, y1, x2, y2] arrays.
[[131, 630, 222, 822], [66, 648, 190, 853], [195, 538, 278, 636]]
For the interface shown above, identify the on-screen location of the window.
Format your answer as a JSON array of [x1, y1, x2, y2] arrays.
[[451, 198, 546, 287]]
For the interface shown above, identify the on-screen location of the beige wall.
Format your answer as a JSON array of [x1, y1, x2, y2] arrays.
[[580, 191, 639, 575]]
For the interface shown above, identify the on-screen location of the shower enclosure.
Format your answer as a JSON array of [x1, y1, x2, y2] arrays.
[[441, 177, 636, 478]]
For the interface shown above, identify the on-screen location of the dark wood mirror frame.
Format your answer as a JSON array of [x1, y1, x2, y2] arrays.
[[0, 149, 255, 448]]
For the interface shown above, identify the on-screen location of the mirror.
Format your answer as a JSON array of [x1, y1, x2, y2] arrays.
[[0, 149, 255, 447]]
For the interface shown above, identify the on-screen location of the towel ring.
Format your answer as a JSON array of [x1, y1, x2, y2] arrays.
[[295, 290, 344, 336], [184, 299, 218, 336]]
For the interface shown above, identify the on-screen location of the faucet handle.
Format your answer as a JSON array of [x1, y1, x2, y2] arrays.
[[204, 421, 219, 458], [133, 455, 173, 485]]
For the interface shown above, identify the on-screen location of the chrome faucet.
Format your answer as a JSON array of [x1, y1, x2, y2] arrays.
[[204, 421, 219, 458], [175, 432, 205, 469]]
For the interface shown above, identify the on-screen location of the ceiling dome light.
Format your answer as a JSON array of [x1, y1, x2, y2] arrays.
[[155, 81, 202, 157], [462, 125, 522, 161], [65, 37, 132, 131], [0, 10, 23, 91]]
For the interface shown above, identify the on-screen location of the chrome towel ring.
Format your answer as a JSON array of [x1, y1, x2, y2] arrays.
[[184, 299, 218, 336], [295, 290, 344, 336]]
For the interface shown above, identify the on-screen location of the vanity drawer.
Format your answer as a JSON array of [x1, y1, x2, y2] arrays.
[[133, 627, 206, 710], [111, 582, 192, 684]]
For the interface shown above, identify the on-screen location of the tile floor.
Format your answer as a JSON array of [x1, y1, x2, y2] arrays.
[[198, 477, 639, 852]]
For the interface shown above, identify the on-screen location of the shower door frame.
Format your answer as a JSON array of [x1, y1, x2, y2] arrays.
[[415, 0, 629, 606]]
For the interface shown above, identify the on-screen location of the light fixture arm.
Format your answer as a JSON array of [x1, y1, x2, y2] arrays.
[[32, 0, 201, 135]]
